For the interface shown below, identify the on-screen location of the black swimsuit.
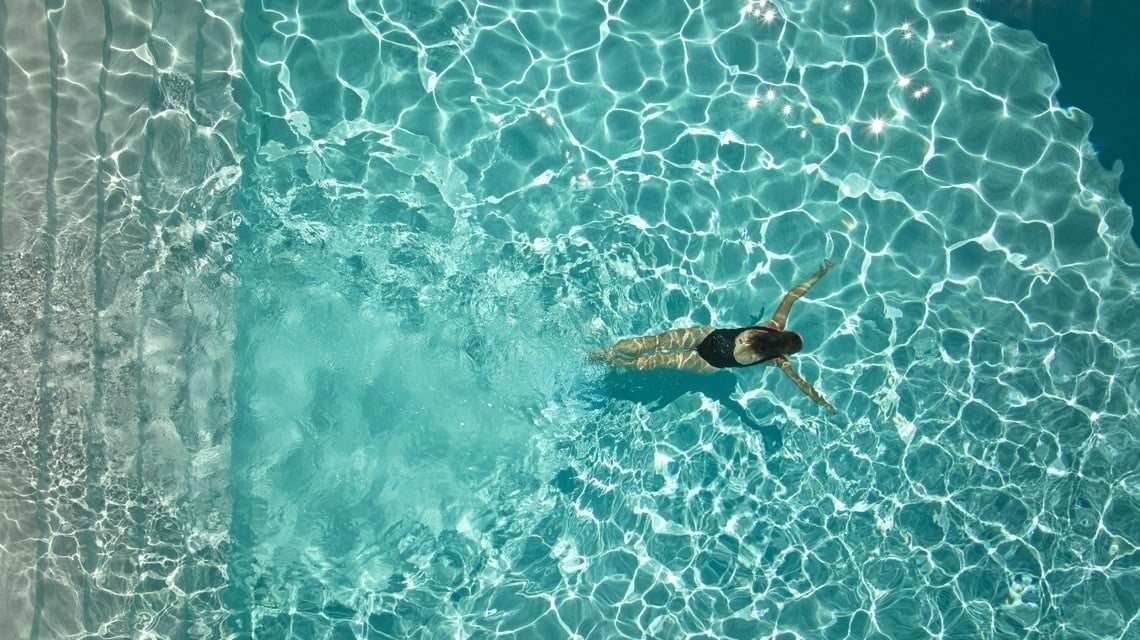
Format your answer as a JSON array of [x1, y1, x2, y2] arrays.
[[696, 327, 763, 368]]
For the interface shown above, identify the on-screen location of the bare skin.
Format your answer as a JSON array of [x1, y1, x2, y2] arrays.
[[592, 261, 837, 412]]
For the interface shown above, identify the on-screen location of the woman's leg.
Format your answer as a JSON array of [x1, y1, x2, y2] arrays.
[[624, 350, 719, 373], [604, 327, 713, 357]]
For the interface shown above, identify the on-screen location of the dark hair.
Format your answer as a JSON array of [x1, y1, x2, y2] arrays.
[[745, 327, 803, 362]]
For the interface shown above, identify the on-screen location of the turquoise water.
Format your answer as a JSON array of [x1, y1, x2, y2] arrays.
[[1, 0, 1139, 638], [975, 0, 1140, 249]]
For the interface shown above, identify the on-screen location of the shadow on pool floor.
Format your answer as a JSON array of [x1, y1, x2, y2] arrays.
[[594, 368, 784, 456]]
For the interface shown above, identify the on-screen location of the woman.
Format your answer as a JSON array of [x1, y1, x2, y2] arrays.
[[592, 261, 837, 412]]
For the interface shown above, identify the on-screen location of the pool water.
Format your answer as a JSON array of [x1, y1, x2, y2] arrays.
[[2, 0, 1138, 638], [974, 0, 1140, 250]]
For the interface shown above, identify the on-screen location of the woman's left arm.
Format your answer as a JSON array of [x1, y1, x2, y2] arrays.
[[769, 260, 835, 329]]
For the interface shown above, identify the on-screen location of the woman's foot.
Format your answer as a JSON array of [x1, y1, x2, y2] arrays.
[[587, 348, 615, 364]]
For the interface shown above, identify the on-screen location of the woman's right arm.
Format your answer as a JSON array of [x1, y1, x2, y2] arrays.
[[775, 357, 837, 413]]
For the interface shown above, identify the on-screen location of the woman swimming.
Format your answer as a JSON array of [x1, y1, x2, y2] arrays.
[[592, 261, 837, 412]]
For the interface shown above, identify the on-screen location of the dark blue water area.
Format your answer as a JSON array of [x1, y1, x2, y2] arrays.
[[975, 0, 1140, 248]]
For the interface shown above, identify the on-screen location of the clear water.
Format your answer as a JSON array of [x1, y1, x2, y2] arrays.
[[974, 0, 1140, 250], [2, 0, 1139, 639]]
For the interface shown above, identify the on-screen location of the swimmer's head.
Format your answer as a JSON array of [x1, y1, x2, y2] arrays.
[[746, 327, 803, 359], [777, 330, 804, 355]]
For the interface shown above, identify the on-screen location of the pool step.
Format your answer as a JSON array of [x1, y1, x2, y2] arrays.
[[0, 1, 241, 637]]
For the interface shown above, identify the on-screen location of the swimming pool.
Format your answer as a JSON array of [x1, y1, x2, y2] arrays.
[[1, 0, 1138, 638]]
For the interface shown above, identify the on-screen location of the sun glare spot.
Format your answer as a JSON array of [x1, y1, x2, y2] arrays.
[[869, 116, 886, 135], [746, 0, 770, 18], [896, 76, 912, 88], [899, 21, 915, 42]]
